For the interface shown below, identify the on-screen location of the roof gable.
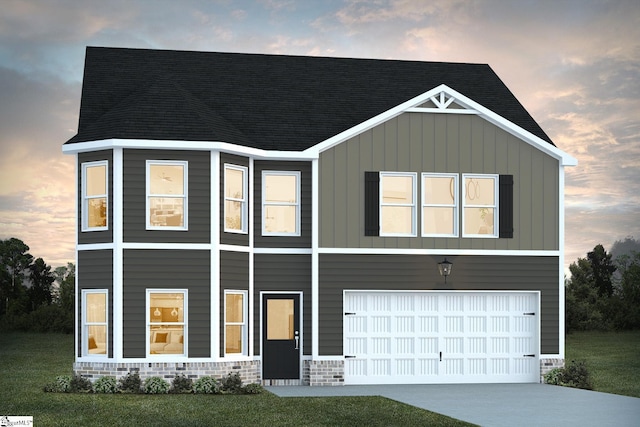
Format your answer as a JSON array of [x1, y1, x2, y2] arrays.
[[66, 47, 555, 152]]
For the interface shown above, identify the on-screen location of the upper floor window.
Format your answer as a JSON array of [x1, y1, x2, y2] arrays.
[[224, 164, 248, 233], [82, 290, 107, 357], [148, 290, 187, 356], [463, 174, 498, 237], [82, 161, 108, 231], [147, 161, 188, 230], [422, 173, 458, 237], [380, 172, 416, 236], [262, 171, 300, 236]]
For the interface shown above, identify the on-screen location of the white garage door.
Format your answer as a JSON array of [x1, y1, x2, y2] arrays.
[[343, 291, 539, 384]]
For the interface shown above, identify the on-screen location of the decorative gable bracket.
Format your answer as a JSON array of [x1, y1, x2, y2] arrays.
[[406, 91, 478, 115]]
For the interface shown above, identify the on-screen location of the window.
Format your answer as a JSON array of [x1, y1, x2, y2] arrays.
[[82, 161, 108, 231], [224, 165, 247, 233], [380, 172, 416, 236], [463, 174, 498, 237], [147, 161, 187, 230], [224, 291, 247, 356], [82, 290, 107, 356], [422, 173, 458, 237], [262, 171, 300, 235], [148, 291, 186, 356]]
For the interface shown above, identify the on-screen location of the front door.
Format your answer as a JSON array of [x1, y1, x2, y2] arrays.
[[262, 293, 300, 379]]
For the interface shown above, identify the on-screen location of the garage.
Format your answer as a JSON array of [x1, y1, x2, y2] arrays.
[[343, 291, 539, 384]]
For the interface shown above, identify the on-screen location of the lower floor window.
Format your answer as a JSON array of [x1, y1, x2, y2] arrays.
[[148, 290, 187, 356], [82, 290, 107, 356], [225, 290, 247, 355]]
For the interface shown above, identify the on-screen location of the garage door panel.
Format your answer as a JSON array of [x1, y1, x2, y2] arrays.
[[344, 291, 539, 384]]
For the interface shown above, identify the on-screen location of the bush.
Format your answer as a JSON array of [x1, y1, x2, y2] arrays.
[[44, 375, 72, 393], [71, 374, 93, 393], [221, 372, 243, 394], [544, 360, 593, 390], [193, 376, 221, 394], [143, 376, 170, 394], [118, 372, 142, 394], [94, 376, 118, 394], [170, 374, 193, 394], [242, 383, 264, 394]]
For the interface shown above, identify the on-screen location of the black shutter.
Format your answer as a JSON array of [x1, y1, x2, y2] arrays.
[[364, 172, 380, 236], [499, 174, 514, 238]]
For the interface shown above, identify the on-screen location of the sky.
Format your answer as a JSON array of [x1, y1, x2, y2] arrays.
[[0, 0, 639, 272]]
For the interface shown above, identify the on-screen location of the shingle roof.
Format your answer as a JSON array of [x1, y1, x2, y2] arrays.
[[65, 46, 554, 149]]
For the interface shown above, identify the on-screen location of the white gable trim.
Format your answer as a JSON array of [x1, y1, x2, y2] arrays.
[[306, 84, 577, 166]]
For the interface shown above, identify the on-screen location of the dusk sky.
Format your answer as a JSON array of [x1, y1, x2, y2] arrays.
[[0, 0, 638, 272]]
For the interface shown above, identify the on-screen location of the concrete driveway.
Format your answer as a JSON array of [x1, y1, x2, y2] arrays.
[[267, 383, 640, 427]]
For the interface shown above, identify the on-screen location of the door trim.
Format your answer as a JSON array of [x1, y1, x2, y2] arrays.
[[260, 291, 303, 381]]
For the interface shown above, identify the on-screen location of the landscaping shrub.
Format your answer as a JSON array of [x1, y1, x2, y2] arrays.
[[44, 375, 72, 393], [93, 376, 118, 394], [143, 376, 170, 394], [118, 372, 142, 394], [193, 376, 221, 394], [221, 372, 243, 394], [544, 360, 593, 390], [70, 374, 93, 393], [170, 374, 193, 394], [242, 383, 264, 394]]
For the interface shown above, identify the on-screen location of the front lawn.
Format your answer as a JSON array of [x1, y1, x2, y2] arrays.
[[0, 333, 472, 426], [565, 330, 640, 397]]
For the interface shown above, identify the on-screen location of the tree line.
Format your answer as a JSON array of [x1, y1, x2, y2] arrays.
[[0, 237, 74, 333]]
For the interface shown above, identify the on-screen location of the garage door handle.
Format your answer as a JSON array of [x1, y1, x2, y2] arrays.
[[523, 354, 536, 357], [345, 355, 356, 359]]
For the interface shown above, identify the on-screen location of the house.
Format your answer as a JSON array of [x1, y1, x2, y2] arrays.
[[63, 46, 576, 386]]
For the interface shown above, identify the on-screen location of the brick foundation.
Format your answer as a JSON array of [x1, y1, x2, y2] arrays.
[[539, 358, 565, 382], [307, 360, 344, 386], [73, 360, 261, 384]]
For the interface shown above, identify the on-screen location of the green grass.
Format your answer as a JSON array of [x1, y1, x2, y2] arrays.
[[0, 333, 472, 426], [565, 330, 640, 397]]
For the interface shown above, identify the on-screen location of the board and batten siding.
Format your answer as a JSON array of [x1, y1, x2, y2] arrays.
[[122, 149, 210, 244], [254, 161, 312, 248], [318, 254, 559, 356], [122, 249, 210, 358], [319, 113, 559, 250], [253, 254, 312, 356], [78, 150, 114, 245], [220, 152, 250, 246], [219, 250, 249, 357], [77, 250, 114, 357]]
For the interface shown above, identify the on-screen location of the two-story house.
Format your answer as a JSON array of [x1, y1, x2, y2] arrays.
[[63, 47, 576, 386]]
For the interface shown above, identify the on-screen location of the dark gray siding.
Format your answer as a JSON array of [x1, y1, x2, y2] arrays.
[[220, 153, 250, 246], [78, 150, 113, 245], [219, 250, 249, 356], [254, 254, 312, 355], [318, 254, 559, 356], [122, 249, 210, 358], [122, 149, 210, 243], [77, 250, 113, 357], [254, 161, 312, 248]]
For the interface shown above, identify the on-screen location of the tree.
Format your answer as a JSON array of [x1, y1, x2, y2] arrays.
[[0, 238, 34, 315], [611, 251, 640, 329], [587, 244, 617, 297], [28, 257, 55, 310], [54, 263, 75, 313]]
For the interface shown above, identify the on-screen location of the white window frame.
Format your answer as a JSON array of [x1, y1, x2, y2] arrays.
[[146, 160, 188, 231], [262, 170, 301, 236], [421, 173, 459, 237], [146, 289, 188, 358], [224, 290, 248, 357], [81, 289, 108, 357], [224, 164, 248, 234], [380, 172, 417, 237], [462, 174, 499, 238], [81, 161, 108, 232]]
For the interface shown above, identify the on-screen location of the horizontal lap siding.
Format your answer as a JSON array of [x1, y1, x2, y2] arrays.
[[220, 251, 249, 356], [78, 150, 113, 245], [122, 149, 210, 243], [319, 254, 559, 355], [122, 249, 210, 358], [220, 153, 250, 246], [254, 161, 312, 248], [77, 250, 113, 357], [254, 254, 312, 355]]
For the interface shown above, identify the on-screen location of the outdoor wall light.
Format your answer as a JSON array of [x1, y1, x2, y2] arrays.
[[438, 258, 453, 283]]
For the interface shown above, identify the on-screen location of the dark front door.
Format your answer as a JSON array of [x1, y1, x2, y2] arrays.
[[262, 293, 300, 379]]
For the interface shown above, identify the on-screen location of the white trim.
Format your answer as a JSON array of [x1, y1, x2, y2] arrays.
[[73, 154, 79, 360], [318, 247, 561, 256], [558, 165, 566, 359], [462, 174, 499, 238], [223, 289, 249, 357], [261, 170, 301, 236], [146, 160, 188, 231], [253, 247, 312, 254], [81, 160, 108, 232], [81, 289, 109, 358], [211, 151, 220, 360], [113, 148, 123, 360], [405, 107, 479, 115], [220, 244, 252, 253], [223, 164, 248, 234], [421, 173, 459, 237], [379, 171, 417, 237], [146, 289, 188, 358], [311, 158, 320, 359], [248, 157, 255, 359], [122, 242, 212, 251]]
